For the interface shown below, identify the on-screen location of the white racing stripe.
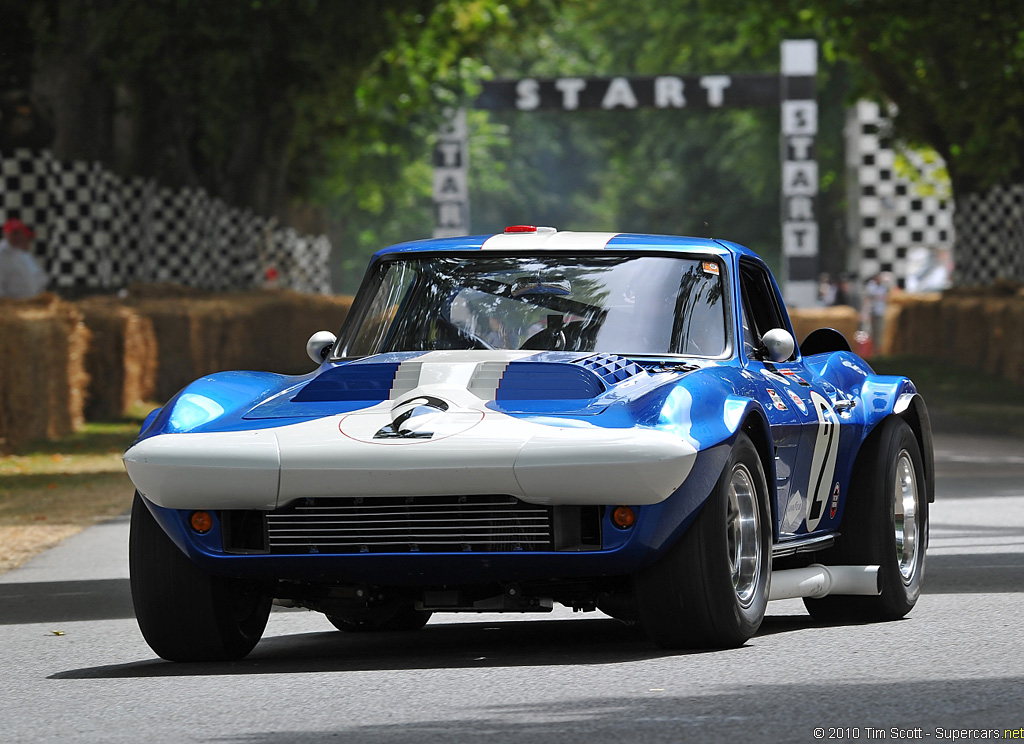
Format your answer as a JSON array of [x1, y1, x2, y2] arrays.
[[480, 231, 619, 251]]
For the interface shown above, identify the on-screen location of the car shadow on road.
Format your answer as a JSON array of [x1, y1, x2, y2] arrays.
[[36, 547, 1024, 681], [0, 578, 133, 625], [49, 611, 827, 680]]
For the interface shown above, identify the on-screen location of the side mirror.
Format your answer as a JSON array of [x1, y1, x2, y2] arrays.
[[760, 328, 795, 363], [306, 331, 337, 364]]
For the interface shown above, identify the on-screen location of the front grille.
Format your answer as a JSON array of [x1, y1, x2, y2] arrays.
[[265, 495, 554, 554]]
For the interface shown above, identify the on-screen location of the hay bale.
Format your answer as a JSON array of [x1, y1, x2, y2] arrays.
[[125, 289, 352, 401], [0, 294, 90, 452], [946, 297, 988, 365], [77, 297, 158, 420], [884, 294, 942, 357], [1001, 298, 1024, 387], [257, 290, 353, 374], [789, 306, 860, 347], [979, 298, 1013, 378]]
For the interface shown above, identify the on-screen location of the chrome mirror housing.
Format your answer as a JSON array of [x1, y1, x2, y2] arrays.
[[306, 331, 337, 364], [761, 328, 795, 363]]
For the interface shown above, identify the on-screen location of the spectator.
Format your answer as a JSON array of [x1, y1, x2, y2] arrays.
[[862, 272, 891, 347], [832, 273, 856, 308], [0, 218, 47, 299], [817, 272, 836, 306]]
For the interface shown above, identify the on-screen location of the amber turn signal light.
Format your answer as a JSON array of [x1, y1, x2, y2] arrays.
[[190, 510, 214, 534], [611, 505, 636, 530]]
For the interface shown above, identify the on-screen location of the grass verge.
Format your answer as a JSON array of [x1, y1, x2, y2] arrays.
[[0, 415, 146, 573]]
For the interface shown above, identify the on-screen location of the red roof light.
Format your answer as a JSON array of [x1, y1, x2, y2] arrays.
[[504, 225, 537, 233]]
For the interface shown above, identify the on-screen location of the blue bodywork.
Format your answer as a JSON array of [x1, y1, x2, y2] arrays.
[[133, 233, 933, 592]]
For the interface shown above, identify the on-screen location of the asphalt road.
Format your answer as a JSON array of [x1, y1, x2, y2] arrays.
[[2, 431, 1023, 744]]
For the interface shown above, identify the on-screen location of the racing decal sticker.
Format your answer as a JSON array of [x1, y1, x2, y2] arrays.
[[780, 369, 811, 387], [373, 395, 449, 439], [760, 367, 790, 385], [786, 389, 807, 414], [782, 490, 805, 533], [766, 388, 788, 411], [829, 482, 840, 519], [701, 261, 720, 276], [805, 390, 840, 532]]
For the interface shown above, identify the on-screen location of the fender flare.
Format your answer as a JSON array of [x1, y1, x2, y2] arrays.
[[894, 393, 936, 503]]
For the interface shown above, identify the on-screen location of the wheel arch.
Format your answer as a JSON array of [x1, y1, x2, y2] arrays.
[[893, 393, 936, 503], [740, 408, 779, 539]]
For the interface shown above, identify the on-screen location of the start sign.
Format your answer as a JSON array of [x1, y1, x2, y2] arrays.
[[475, 75, 783, 112], [433, 40, 820, 307]]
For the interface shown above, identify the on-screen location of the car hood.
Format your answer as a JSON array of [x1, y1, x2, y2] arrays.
[[243, 349, 687, 420], [124, 350, 705, 510]]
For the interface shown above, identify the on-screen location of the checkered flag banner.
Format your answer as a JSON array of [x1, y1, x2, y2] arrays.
[[0, 148, 331, 294], [953, 184, 1024, 286], [845, 101, 955, 289]]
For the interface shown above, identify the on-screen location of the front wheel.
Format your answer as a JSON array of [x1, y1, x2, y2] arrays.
[[804, 416, 928, 622], [634, 433, 772, 649], [129, 493, 271, 661]]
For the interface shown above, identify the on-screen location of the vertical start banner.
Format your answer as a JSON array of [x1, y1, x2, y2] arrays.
[[780, 40, 819, 307], [432, 109, 470, 239], [433, 41, 819, 306]]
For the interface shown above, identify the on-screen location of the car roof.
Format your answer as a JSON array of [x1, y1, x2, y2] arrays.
[[373, 231, 761, 262]]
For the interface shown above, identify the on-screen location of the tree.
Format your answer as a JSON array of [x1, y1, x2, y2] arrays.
[[5, 0, 551, 227], [466, 0, 850, 277], [752, 0, 1024, 283]]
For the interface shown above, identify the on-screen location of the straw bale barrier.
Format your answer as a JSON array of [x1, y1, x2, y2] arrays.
[[788, 306, 860, 347], [119, 289, 353, 403], [76, 297, 158, 421], [0, 294, 90, 452], [882, 287, 1024, 387]]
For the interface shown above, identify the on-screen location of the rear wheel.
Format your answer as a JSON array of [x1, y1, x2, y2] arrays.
[[634, 433, 771, 648], [804, 417, 927, 622], [129, 493, 271, 661]]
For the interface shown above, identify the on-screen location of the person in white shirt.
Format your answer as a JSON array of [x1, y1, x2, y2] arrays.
[[0, 219, 47, 299]]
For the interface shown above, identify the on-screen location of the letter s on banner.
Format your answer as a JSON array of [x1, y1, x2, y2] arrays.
[[516, 79, 540, 111]]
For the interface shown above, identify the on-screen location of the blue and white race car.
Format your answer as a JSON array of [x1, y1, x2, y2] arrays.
[[124, 227, 933, 661]]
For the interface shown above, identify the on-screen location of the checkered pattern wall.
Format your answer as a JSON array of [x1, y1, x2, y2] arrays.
[[953, 184, 1024, 286], [0, 148, 330, 294], [845, 101, 955, 288]]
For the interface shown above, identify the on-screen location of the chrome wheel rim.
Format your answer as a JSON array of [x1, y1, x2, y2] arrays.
[[894, 450, 919, 583], [726, 463, 762, 607]]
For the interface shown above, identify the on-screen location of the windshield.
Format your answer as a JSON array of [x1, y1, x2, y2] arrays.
[[342, 253, 727, 358]]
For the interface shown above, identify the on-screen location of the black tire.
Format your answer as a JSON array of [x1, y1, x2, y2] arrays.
[[634, 433, 772, 649], [804, 417, 927, 623], [327, 603, 432, 632], [129, 493, 271, 661]]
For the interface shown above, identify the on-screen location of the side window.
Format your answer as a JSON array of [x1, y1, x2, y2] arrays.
[[739, 259, 789, 358], [740, 294, 759, 358], [348, 262, 417, 355]]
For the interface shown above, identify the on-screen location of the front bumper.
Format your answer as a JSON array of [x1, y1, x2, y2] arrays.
[[123, 412, 698, 510], [137, 440, 732, 587]]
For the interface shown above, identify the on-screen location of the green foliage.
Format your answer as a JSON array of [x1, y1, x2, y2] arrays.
[[315, 1, 558, 290], [328, 0, 861, 286], [758, 0, 1024, 193], [463, 0, 847, 276], [16, 0, 1020, 287]]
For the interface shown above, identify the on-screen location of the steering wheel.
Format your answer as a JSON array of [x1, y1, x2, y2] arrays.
[[520, 327, 566, 351]]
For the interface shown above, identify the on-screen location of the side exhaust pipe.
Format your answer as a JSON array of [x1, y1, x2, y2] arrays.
[[769, 564, 881, 601]]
